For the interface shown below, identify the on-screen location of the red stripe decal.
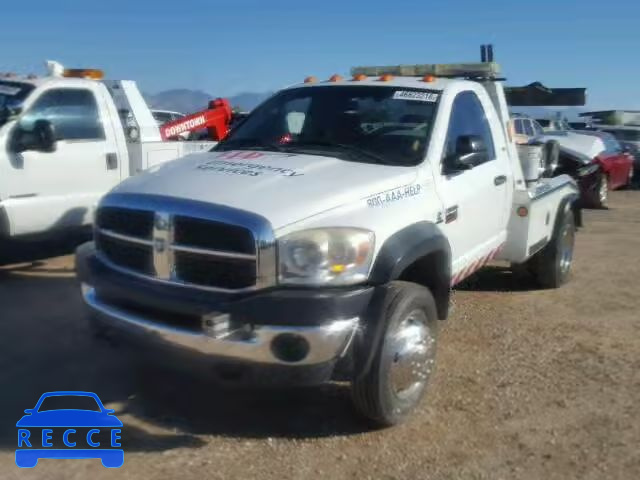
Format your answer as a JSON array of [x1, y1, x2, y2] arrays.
[[450, 243, 505, 287]]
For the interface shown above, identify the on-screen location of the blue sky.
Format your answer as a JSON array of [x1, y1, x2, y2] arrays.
[[2, 0, 639, 109]]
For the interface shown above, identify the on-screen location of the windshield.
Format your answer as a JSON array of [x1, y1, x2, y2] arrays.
[[215, 86, 439, 166], [0, 81, 35, 126], [603, 129, 640, 142]]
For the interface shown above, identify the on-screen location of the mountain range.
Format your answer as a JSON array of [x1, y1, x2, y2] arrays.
[[145, 89, 272, 114]]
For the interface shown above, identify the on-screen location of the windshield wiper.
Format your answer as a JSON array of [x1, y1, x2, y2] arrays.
[[284, 140, 387, 165], [213, 138, 287, 152]]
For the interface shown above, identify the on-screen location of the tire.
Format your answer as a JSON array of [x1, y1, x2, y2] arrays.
[[351, 281, 439, 427], [528, 206, 576, 289], [542, 140, 560, 177], [625, 164, 635, 189], [588, 173, 609, 209]]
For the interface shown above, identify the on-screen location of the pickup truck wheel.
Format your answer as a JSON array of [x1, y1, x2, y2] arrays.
[[530, 207, 576, 289], [351, 281, 438, 427]]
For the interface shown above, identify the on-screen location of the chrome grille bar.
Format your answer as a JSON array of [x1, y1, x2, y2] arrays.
[[94, 193, 276, 293], [171, 244, 256, 261], [98, 228, 153, 246]]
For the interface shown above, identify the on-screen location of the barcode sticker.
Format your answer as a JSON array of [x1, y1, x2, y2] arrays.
[[393, 91, 439, 102]]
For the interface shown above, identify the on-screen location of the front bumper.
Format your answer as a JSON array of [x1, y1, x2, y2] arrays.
[[77, 243, 376, 384], [83, 286, 358, 367]]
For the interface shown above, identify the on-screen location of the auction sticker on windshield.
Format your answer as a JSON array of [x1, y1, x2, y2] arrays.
[[392, 91, 439, 102]]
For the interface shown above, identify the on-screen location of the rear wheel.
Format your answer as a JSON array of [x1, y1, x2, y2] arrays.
[[528, 206, 576, 289], [351, 282, 439, 427]]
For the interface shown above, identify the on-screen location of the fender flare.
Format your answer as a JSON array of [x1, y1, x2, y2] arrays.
[[369, 222, 452, 284], [556, 192, 582, 231], [369, 221, 452, 319]]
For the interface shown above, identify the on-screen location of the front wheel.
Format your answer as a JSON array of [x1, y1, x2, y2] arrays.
[[351, 282, 439, 427]]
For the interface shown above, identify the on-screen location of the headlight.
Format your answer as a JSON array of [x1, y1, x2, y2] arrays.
[[278, 228, 375, 286]]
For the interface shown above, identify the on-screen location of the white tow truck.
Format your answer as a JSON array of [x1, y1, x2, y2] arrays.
[[77, 53, 581, 426], [0, 62, 216, 247]]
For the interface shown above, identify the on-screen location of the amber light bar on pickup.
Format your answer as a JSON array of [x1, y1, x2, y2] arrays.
[[350, 62, 501, 78]]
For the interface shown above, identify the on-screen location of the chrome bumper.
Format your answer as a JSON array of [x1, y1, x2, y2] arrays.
[[82, 286, 358, 366]]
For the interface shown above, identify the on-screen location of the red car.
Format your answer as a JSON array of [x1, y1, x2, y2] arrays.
[[555, 131, 634, 208]]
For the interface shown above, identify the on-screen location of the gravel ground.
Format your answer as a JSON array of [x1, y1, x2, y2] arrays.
[[1, 191, 639, 479]]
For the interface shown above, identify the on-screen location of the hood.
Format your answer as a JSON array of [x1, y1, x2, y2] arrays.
[[16, 410, 123, 427], [541, 131, 604, 164], [112, 150, 418, 229]]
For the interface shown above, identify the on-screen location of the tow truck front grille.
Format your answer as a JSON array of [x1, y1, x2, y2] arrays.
[[94, 198, 274, 292]]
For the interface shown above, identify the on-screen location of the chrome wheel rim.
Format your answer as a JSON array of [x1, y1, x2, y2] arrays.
[[559, 222, 575, 275], [599, 176, 608, 204], [386, 309, 436, 400]]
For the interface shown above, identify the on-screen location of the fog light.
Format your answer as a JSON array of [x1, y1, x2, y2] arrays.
[[271, 334, 310, 363]]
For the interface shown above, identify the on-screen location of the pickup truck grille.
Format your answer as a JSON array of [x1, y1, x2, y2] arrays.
[[94, 198, 273, 292]]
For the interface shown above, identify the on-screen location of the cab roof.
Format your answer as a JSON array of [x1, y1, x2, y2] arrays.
[[0, 75, 101, 89], [285, 75, 463, 92]]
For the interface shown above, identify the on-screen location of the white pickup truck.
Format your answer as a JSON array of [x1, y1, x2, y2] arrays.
[[0, 62, 215, 247], [77, 59, 581, 426]]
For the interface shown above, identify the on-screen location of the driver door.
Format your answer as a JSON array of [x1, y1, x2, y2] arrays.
[[436, 90, 510, 280], [4, 87, 122, 237]]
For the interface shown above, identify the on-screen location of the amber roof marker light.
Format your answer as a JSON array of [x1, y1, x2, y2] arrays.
[[63, 69, 104, 80]]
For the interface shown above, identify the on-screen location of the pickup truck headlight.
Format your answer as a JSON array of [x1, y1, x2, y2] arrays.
[[278, 228, 375, 286]]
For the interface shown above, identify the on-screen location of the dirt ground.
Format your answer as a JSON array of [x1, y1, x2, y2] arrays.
[[1, 191, 638, 480]]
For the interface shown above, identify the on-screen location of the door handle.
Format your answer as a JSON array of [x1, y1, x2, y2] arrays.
[[445, 205, 458, 224], [106, 153, 118, 170], [494, 175, 507, 186]]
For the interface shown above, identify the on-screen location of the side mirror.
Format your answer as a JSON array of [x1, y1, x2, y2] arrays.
[[126, 126, 140, 142], [23, 409, 34, 414], [104, 408, 115, 414], [14, 119, 57, 153], [445, 135, 488, 172]]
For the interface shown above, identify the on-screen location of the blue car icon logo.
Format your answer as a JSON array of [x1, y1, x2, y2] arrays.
[[16, 391, 123, 468]]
